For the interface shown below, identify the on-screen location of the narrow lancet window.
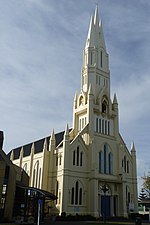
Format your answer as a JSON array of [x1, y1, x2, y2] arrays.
[[101, 50, 103, 67]]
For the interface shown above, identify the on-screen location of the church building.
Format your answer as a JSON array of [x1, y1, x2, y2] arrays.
[[9, 6, 138, 218]]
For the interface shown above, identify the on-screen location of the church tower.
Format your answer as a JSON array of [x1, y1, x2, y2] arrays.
[[73, 5, 119, 140], [72, 5, 137, 217]]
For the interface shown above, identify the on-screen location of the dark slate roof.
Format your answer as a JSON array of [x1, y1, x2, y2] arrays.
[[23, 143, 32, 157], [8, 129, 71, 160]]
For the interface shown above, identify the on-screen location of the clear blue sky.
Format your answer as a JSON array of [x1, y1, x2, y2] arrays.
[[0, 0, 150, 189]]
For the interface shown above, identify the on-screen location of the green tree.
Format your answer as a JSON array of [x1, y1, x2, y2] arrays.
[[142, 172, 150, 196]]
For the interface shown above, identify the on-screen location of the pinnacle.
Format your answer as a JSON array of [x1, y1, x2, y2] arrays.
[[94, 4, 99, 27], [85, 5, 106, 50], [64, 124, 69, 136], [131, 142, 136, 152], [113, 93, 118, 104]]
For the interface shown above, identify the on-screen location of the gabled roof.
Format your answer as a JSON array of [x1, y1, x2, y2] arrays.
[[8, 130, 71, 160]]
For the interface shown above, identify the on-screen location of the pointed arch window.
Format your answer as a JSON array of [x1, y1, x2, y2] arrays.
[[99, 118, 101, 133], [79, 96, 84, 106], [105, 120, 107, 134], [79, 188, 82, 205], [124, 156, 126, 173], [99, 151, 104, 173], [32, 160, 39, 188], [73, 150, 76, 165], [96, 117, 98, 132], [104, 144, 107, 173], [127, 160, 129, 173], [102, 100, 107, 113], [80, 152, 83, 166], [71, 187, 74, 204], [108, 121, 110, 135], [71, 181, 83, 205], [109, 152, 113, 174], [75, 181, 79, 205], [77, 146, 79, 166], [99, 144, 113, 175], [56, 181, 59, 204], [73, 146, 83, 167], [102, 119, 104, 134], [101, 50, 103, 67]]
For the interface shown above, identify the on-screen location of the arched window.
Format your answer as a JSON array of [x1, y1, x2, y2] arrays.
[[71, 181, 83, 205], [80, 152, 83, 166], [102, 100, 107, 113], [99, 151, 104, 173], [71, 187, 74, 204], [75, 181, 79, 205], [76, 146, 79, 166], [102, 119, 104, 134], [73, 146, 83, 167], [79, 96, 84, 106], [124, 156, 126, 173], [127, 160, 129, 173], [101, 50, 103, 67], [104, 144, 107, 173], [73, 150, 75, 165], [109, 152, 113, 174], [79, 188, 82, 205], [99, 118, 101, 133], [56, 181, 59, 204], [32, 160, 39, 188], [99, 144, 113, 175]]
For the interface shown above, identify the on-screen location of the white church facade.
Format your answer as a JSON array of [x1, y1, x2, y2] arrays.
[[9, 6, 138, 218]]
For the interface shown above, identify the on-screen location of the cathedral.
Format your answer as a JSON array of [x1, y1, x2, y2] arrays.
[[9, 6, 138, 218]]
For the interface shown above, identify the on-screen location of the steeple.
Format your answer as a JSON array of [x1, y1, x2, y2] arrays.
[[82, 5, 109, 98], [86, 6, 106, 50]]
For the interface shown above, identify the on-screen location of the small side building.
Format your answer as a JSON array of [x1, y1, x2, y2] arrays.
[[0, 131, 29, 221]]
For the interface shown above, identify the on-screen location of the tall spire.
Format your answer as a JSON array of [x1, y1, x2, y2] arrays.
[[94, 4, 99, 28], [85, 5, 106, 50]]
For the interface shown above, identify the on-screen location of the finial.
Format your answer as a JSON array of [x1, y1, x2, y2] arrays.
[[64, 124, 69, 136], [113, 93, 118, 105], [94, 3, 99, 26], [131, 142, 136, 152], [51, 129, 55, 140]]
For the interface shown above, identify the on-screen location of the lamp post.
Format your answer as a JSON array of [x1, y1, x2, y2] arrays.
[[100, 184, 109, 224]]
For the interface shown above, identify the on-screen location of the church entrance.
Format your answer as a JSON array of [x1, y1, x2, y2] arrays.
[[101, 195, 110, 218]]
